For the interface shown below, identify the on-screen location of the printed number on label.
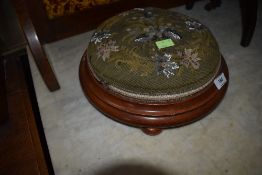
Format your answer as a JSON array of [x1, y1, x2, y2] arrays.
[[214, 73, 227, 90]]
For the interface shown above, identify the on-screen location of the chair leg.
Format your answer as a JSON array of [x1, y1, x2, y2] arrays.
[[186, 0, 196, 10], [186, 0, 222, 11], [25, 24, 60, 91], [240, 0, 258, 47], [204, 0, 222, 11], [13, 0, 60, 91]]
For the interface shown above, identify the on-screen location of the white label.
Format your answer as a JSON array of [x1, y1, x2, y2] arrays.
[[214, 73, 227, 90]]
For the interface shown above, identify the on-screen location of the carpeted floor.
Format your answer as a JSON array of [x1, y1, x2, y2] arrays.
[[28, 0, 262, 174]]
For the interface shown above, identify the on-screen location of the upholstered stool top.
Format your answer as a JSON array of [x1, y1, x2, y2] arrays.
[[86, 7, 221, 101]]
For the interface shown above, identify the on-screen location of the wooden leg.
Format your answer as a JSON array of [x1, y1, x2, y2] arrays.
[[204, 0, 222, 11], [185, 0, 196, 10], [240, 0, 258, 47], [12, 0, 60, 91], [186, 0, 222, 11], [142, 128, 162, 136], [25, 24, 60, 91]]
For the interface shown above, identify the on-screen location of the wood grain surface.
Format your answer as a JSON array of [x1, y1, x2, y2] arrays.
[[0, 51, 54, 174]]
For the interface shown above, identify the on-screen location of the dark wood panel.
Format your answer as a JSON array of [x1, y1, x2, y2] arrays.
[[0, 0, 25, 54], [0, 51, 54, 174], [0, 57, 8, 124]]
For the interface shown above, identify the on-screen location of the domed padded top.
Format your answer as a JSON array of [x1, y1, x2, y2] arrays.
[[87, 7, 221, 101]]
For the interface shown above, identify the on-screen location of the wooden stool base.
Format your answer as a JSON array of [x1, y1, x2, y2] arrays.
[[142, 128, 162, 136], [79, 52, 229, 136]]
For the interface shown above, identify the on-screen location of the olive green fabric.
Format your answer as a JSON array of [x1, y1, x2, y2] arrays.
[[87, 7, 221, 100]]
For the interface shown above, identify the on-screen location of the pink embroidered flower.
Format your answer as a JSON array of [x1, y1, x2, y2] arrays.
[[97, 40, 119, 61], [91, 31, 111, 44], [179, 48, 201, 70]]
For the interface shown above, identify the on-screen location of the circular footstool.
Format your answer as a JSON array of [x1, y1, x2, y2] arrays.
[[79, 7, 229, 136]]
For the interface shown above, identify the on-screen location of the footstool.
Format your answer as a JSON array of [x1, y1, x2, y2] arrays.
[[79, 7, 229, 136]]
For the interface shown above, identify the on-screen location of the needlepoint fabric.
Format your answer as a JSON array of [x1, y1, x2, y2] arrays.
[[86, 7, 221, 101]]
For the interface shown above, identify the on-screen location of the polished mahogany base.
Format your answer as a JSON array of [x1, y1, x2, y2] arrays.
[[79, 51, 229, 136]]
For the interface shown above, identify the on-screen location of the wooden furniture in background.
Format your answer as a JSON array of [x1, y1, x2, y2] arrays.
[[0, 57, 8, 124], [0, 50, 54, 174], [0, 0, 26, 54], [186, 0, 258, 47], [240, 0, 258, 47], [12, 0, 187, 91]]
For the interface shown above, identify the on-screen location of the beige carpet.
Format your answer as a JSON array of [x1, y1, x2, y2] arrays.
[[28, 0, 262, 174]]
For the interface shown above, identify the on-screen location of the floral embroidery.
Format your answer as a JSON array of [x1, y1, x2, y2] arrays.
[[178, 48, 201, 70], [163, 28, 182, 40], [91, 31, 111, 44], [185, 20, 202, 31], [143, 10, 153, 18], [97, 40, 119, 61], [126, 28, 132, 32], [119, 11, 130, 17], [43, 0, 119, 19], [131, 8, 157, 22], [91, 9, 206, 79], [134, 26, 181, 42], [133, 8, 145, 11], [153, 53, 179, 78], [131, 16, 138, 20]]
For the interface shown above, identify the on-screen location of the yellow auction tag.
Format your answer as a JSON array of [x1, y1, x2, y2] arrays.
[[155, 39, 175, 49]]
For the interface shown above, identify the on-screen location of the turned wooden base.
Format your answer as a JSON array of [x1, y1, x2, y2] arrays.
[[79, 51, 229, 136], [142, 128, 162, 136]]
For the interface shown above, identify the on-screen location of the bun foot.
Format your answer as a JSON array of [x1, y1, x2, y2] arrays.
[[142, 128, 162, 136]]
